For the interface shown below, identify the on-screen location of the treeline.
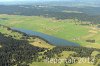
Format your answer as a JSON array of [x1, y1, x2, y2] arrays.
[[43, 46, 100, 66], [0, 25, 100, 66], [44, 46, 100, 58], [0, 5, 100, 24], [0, 24, 51, 44], [0, 30, 46, 66]]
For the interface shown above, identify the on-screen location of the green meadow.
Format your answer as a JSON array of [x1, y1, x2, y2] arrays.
[[0, 25, 54, 49], [0, 14, 100, 48], [0, 14, 100, 66]]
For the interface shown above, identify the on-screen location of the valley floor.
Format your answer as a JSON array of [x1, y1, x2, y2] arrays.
[[0, 14, 100, 48]]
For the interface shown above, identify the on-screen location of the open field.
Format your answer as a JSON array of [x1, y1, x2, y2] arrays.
[[0, 14, 100, 66], [1, 25, 98, 66], [30, 59, 94, 66], [0, 14, 100, 48], [30, 62, 64, 66], [0, 25, 54, 49], [0, 1, 100, 66]]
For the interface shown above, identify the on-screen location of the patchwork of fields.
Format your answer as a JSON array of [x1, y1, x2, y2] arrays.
[[0, 14, 100, 66], [0, 1, 100, 66], [0, 14, 100, 48]]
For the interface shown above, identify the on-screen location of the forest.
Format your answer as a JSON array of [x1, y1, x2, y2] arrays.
[[0, 2, 100, 66], [0, 5, 100, 24], [0, 25, 100, 66]]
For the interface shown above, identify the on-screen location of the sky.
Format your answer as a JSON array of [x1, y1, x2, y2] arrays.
[[0, 0, 98, 2], [0, 0, 99, 6], [0, 0, 68, 2], [1, 0, 47, 1], [0, 0, 100, 3], [0, 0, 27, 1], [0, 0, 79, 2]]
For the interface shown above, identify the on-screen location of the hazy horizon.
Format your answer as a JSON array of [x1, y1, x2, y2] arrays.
[[0, 0, 100, 7], [0, 0, 100, 2]]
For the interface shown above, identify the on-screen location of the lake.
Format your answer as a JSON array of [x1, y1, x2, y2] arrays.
[[12, 28, 80, 46]]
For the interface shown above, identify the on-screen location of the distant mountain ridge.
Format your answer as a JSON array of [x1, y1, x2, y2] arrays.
[[0, 0, 100, 7]]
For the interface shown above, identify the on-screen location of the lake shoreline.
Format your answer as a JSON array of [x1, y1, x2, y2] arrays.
[[11, 28, 80, 47]]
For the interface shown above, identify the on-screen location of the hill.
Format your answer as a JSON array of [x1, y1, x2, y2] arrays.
[[0, 24, 100, 66], [0, 14, 100, 48]]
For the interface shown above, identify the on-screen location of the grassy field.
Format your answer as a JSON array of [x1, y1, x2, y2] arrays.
[[0, 14, 100, 66], [0, 25, 23, 39], [0, 25, 54, 49], [0, 14, 100, 48], [30, 62, 94, 66], [30, 59, 94, 66], [30, 62, 64, 66]]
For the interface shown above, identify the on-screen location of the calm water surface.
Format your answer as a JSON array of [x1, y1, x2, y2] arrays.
[[12, 28, 80, 46]]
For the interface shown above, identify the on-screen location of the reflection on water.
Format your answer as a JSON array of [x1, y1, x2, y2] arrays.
[[12, 28, 80, 46]]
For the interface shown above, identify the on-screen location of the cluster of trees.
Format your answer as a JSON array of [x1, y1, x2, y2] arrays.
[[93, 54, 100, 66], [0, 25, 100, 66], [86, 39, 95, 43], [0, 32, 46, 66], [44, 46, 99, 58], [44, 46, 100, 65], [0, 5, 100, 24]]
